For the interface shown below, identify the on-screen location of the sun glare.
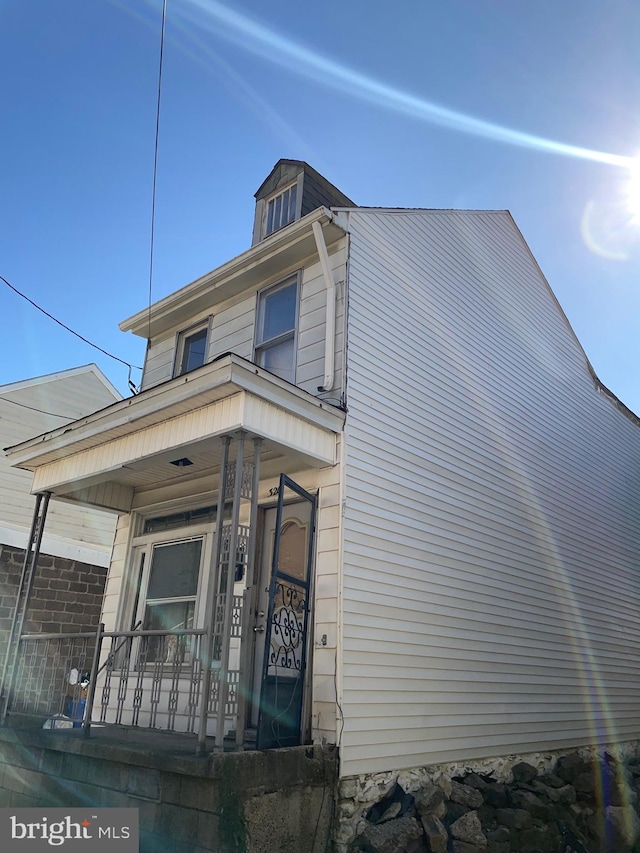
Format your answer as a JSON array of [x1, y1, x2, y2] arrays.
[[627, 155, 640, 224]]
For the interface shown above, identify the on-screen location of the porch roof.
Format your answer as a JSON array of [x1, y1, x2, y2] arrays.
[[5, 354, 344, 512]]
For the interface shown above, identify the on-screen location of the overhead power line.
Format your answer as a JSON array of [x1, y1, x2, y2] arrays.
[[147, 0, 168, 341], [1, 396, 74, 421], [2, 3, 169, 394], [1, 275, 143, 371]]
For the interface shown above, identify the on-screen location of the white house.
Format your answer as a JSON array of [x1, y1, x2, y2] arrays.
[[0, 365, 121, 566], [0, 365, 121, 691], [6, 161, 640, 787]]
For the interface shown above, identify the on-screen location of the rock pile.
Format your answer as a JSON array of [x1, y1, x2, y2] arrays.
[[344, 752, 640, 853]]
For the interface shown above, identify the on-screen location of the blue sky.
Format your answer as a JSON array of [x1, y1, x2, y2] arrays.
[[1, 0, 639, 411]]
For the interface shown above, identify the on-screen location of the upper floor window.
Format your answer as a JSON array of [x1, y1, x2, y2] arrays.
[[265, 183, 297, 236], [175, 321, 209, 376], [255, 277, 299, 384]]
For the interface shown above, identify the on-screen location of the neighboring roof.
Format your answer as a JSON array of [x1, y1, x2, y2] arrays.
[[0, 363, 122, 401], [0, 362, 122, 559], [255, 159, 356, 207]]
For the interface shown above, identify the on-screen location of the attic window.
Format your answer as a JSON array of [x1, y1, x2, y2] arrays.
[[265, 183, 297, 236]]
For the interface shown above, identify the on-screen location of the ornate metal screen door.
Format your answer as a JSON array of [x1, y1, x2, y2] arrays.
[[256, 475, 316, 750]]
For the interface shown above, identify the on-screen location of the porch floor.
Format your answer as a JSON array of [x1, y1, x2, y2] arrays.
[[5, 712, 256, 758]]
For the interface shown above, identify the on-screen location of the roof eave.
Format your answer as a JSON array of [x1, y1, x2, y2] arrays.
[[6, 353, 346, 471], [120, 208, 344, 339]]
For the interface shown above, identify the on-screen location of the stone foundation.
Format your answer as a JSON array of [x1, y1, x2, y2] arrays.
[[0, 726, 336, 852], [336, 743, 640, 853]]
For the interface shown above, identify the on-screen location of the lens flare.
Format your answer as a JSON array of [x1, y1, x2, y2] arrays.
[[625, 155, 640, 223], [175, 0, 633, 170], [581, 200, 631, 261]]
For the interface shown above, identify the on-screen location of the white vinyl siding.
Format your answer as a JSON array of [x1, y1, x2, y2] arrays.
[[139, 241, 347, 400], [210, 295, 255, 360], [340, 209, 640, 775], [297, 245, 346, 400], [0, 369, 119, 562], [141, 296, 255, 392], [141, 335, 175, 391], [101, 513, 131, 631]]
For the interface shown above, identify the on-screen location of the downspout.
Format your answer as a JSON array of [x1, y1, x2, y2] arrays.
[[312, 219, 336, 392]]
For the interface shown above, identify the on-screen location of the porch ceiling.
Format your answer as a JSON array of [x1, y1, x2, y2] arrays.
[[5, 355, 344, 512]]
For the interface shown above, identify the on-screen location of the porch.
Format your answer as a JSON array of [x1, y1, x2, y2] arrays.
[[1, 355, 344, 754], [0, 722, 336, 853], [5, 624, 243, 749]]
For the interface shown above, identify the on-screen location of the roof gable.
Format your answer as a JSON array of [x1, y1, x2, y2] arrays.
[[255, 159, 356, 207], [0, 363, 121, 400]]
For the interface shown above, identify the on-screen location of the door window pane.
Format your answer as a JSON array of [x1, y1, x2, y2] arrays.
[[277, 520, 308, 581]]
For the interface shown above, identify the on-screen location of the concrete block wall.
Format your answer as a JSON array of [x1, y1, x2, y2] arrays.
[[0, 544, 107, 656], [0, 728, 336, 853]]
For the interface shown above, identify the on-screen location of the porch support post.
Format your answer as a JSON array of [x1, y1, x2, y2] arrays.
[[0, 491, 51, 724], [214, 431, 245, 751], [244, 438, 262, 591], [197, 436, 231, 755], [235, 437, 262, 748], [82, 622, 104, 737]]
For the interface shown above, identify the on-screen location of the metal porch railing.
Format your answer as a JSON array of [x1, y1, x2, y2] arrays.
[[6, 620, 245, 750]]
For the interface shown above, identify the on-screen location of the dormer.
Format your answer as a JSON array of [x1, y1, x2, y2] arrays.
[[252, 159, 355, 245]]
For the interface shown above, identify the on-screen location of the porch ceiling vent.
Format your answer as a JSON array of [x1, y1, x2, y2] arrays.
[[170, 457, 193, 467]]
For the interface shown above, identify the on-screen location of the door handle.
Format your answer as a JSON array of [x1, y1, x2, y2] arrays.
[[253, 624, 265, 633]]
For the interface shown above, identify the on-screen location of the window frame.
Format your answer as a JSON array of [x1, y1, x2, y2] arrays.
[[253, 274, 300, 384], [263, 182, 298, 237], [259, 174, 304, 240], [126, 522, 214, 638], [173, 318, 211, 378]]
